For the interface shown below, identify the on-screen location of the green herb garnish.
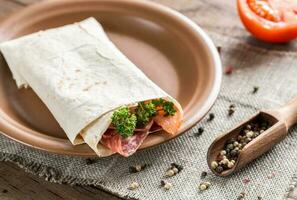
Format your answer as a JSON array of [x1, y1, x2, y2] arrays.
[[111, 107, 137, 138], [135, 102, 156, 126], [111, 99, 177, 138], [152, 98, 176, 116]]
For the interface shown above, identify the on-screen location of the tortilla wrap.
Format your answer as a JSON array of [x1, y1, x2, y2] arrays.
[[0, 17, 182, 156]]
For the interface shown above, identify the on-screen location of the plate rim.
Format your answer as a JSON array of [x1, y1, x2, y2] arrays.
[[0, 0, 222, 157]]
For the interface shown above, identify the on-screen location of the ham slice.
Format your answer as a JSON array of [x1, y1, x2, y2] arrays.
[[101, 120, 154, 157]]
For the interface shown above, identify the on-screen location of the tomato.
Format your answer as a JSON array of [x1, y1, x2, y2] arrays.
[[237, 0, 297, 43]]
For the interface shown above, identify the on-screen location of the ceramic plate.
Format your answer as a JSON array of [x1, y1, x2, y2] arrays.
[[0, 0, 221, 156]]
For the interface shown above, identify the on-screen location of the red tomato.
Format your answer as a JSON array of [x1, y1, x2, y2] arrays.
[[237, 0, 297, 43]]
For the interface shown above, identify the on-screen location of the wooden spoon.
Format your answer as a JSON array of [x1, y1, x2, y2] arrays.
[[207, 95, 297, 176]]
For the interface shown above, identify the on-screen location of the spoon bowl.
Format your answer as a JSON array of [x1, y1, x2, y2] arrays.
[[207, 109, 290, 176]]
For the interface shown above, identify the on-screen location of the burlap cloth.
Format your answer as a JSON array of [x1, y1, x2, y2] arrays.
[[1, 1, 297, 200]]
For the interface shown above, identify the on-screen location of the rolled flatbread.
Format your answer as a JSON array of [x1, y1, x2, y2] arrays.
[[0, 18, 183, 157]]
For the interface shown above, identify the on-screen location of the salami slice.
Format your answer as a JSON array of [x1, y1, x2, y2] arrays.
[[101, 121, 154, 157]]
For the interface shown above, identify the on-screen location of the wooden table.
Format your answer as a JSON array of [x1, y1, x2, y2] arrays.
[[0, 0, 297, 199]]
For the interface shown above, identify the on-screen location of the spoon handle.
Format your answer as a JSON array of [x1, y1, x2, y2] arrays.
[[270, 95, 297, 129]]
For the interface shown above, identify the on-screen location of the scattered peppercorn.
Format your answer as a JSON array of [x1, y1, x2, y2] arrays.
[[207, 113, 215, 122], [129, 164, 147, 173], [258, 196, 262, 200], [171, 163, 183, 173], [161, 180, 173, 190], [228, 104, 236, 116], [86, 158, 96, 165], [252, 86, 259, 94], [165, 163, 183, 177], [165, 169, 175, 177], [198, 181, 211, 191], [224, 66, 234, 75], [210, 119, 271, 174], [237, 192, 246, 200], [194, 127, 204, 137], [128, 182, 140, 190], [2, 189, 7, 193], [200, 171, 208, 179]]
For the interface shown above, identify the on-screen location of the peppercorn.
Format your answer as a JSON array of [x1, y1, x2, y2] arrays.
[[220, 150, 226, 156], [238, 192, 245, 200], [220, 158, 229, 165], [128, 182, 140, 190], [194, 127, 204, 137], [207, 113, 215, 122], [199, 182, 211, 191], [252, 86, 259, 94], [228, 107, 235, 116], [135, 165, 142, 172], [245, 137, 252, 143], [172, 167, 179, 174], [211, 161, 218, 169], [199, 184, 207, 191], [227, 138, 236, 144], [215, 166, 224, 173], [230, 149, 239, 157], [171, 163, 183, 173], [161, 180, 172, 190], [164, 183, 173, 190], [200, 171, 207, 179], [129, 164, 147, 173], [226, 143, 234, 150], [166, 169, 175, 177], [246, 131, 254, 138], [227, 162, 234, 168], [86, 158, 96, 165]]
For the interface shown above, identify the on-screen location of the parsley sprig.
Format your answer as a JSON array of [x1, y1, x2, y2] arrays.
[[135, 102, 156, 126], [111, 107, 137, 138], [111, 98, 177, 138], [152, 99, 176, 116]]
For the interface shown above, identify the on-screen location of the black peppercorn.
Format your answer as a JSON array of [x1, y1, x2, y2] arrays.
[[207, 113, 215, 122], [200, 171, 207, 179], [230, 149, 239, 157], [194, 127, 204, 137], [86, 158, 96, 165], [252, 86, 259, 94], [215, 166, 224, 173], [171, 163, 183, 173], [129, 164, 147, 173], [160, 180, 166, 187]]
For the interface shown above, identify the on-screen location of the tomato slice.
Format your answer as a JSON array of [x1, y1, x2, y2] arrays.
[[237, 0, 297, 43]]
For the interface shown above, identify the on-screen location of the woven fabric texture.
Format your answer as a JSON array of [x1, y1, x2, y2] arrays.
[[1, 31, 297, 199]]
